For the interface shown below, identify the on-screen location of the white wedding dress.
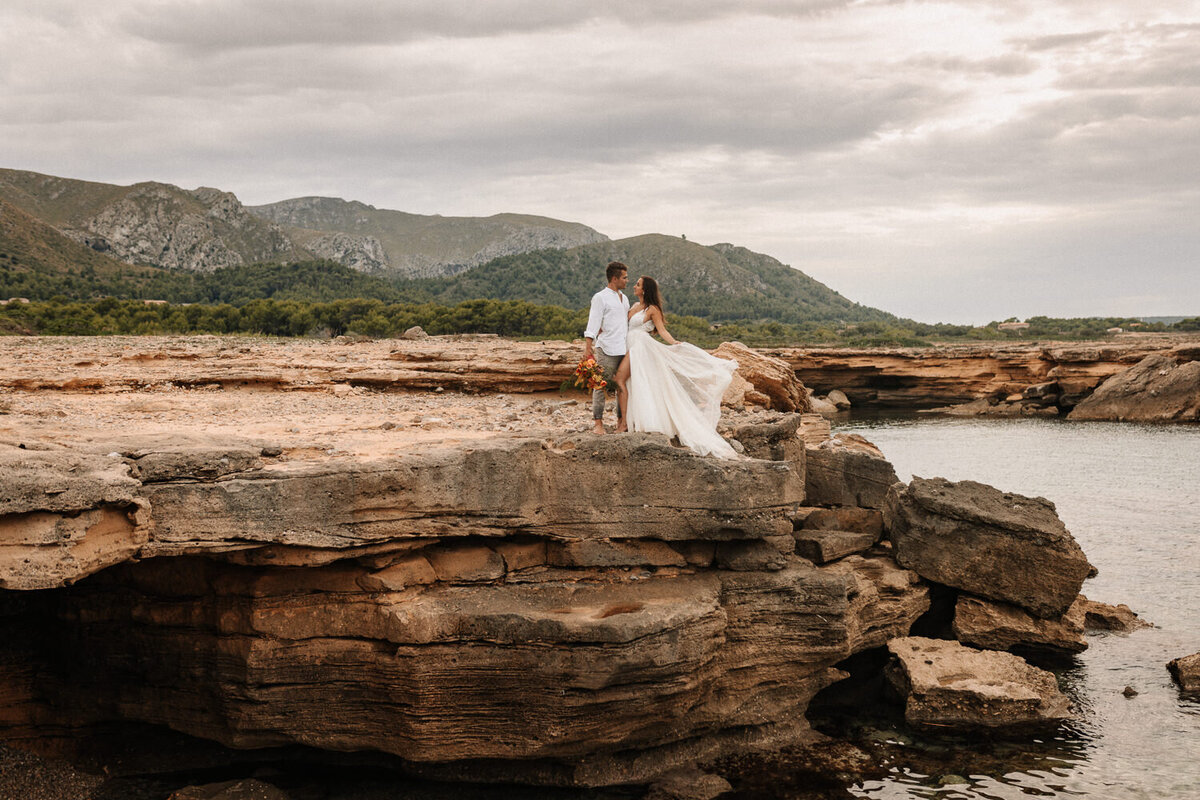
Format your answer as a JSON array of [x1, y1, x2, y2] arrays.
[[625, 309, 739, 459]]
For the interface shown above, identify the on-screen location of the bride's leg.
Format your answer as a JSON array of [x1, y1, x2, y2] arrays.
[[613, 354, 630, 432]]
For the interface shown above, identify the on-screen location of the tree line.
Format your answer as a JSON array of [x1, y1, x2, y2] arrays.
[[3, 295, 1195, 346]]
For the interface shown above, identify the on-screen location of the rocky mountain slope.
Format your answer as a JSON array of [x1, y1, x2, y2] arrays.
[[0, 169, 308, 273], [249, 196, 609, 278], [0, 169, 607, 279]]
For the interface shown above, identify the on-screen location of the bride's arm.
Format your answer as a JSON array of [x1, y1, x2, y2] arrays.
[[648, 307, 679, 345]]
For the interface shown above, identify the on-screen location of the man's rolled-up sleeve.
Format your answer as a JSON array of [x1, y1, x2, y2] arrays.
[[584, 294, 603, 340]]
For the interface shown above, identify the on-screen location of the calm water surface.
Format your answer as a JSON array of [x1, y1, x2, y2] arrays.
[[832, 415, 1200, 800]]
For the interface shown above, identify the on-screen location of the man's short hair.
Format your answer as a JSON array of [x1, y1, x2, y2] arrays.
[[606, 261, 628, 282]]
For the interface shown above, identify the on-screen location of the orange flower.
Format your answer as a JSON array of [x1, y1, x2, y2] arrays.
[[571, 356, 607, 391]]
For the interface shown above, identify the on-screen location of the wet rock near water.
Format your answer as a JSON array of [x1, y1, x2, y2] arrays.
[[885, 637, 1073, 734], [952, 595, 1087, 657], [1076, 595, 1153, 632], [1167, 652, 1200, 697], [1069, 349, 1200, 422]]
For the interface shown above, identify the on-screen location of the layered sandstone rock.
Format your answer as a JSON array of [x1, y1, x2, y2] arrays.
[[0, 336, 797, 414], [0, 335, 1120, 789], [1069, 349, 1200, 422], [884, 477, 1091, 618], [886, 637, 1073, 733], [0, 413, 933, 787], [805, 434, 898, 509], [714, 342, 811, 412], [774, 340, 1185, 410], [953, 595, 1087, 656]]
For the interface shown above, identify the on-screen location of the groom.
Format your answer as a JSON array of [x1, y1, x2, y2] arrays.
[[583, 261, 630, 434]]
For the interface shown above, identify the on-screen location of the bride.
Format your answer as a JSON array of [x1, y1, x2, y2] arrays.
[[613, 276, 739, 459]]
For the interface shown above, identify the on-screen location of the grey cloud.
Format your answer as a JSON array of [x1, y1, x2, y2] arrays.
[[1019, 30, 1111, 53], [904, 53, 1039, 77], [118, 0, 854, 51]]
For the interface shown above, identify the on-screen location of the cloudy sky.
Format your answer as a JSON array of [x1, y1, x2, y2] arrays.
[[3, 1, 1198, 323]]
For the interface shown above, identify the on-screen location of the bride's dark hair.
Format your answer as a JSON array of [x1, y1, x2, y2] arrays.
[[641, 276, 664, 313]]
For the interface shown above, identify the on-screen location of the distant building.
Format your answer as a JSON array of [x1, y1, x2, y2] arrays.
[[998, 321, 1030, 331], [142, 299, 169, 305], [1106, 327, 1123, 334]]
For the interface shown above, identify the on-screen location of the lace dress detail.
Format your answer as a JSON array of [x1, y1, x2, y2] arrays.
[[625, 309, 738, 459]]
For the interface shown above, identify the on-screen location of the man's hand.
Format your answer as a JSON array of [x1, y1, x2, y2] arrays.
[[584, 339, 594, 360]]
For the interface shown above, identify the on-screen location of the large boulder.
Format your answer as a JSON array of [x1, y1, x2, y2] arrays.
[[886, 637, 1072, 733], [884, 477, 1091, 618], [1069, 350, 1200, 422], [714, 342, 812, 413], [1167, 652, 1200, 697], [806, 435, 898, 509], [953, 595, 1087, 656]]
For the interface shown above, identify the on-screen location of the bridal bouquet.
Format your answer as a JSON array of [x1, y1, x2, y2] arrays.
[[573, 356, 607, 391]]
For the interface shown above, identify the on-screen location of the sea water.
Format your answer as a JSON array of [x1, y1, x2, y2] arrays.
[[832, 415, 1200, 800]]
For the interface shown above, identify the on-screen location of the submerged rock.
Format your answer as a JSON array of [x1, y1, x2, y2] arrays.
[[886, 637, 1073, 733], [884, 477, 1091, 619]]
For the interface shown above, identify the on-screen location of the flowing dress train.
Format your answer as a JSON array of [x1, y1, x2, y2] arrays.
[[625, 309, 738, 459]]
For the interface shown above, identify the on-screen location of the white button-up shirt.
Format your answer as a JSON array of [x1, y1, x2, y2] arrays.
[[584, 287, 630, 356]]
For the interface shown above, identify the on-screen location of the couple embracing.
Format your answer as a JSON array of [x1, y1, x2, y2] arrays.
[[583, 261, 739, 459]]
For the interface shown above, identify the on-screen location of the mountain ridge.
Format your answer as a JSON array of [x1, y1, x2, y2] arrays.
[[0, 169, 609, 279], [247, 195, 609, 278], [398, 233, 894, 325], [0, 167, 894, 326]]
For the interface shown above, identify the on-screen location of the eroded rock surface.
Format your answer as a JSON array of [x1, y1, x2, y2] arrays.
[[885, 477, 1091, 618], [805, 434, 898, 509], [886, 637, 1072, 733], [776, 338, 1195, 412], [0, 335, 1109, 789], [1069, 349, 1200, 422], [1076, 596, 1152, 632], [953, 595, 1087, 656], [714, 342, 812, 412]]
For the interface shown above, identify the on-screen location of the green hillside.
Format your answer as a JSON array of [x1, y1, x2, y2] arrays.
[[395, 234, 895, 325], [0, 198, 198, 300]]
